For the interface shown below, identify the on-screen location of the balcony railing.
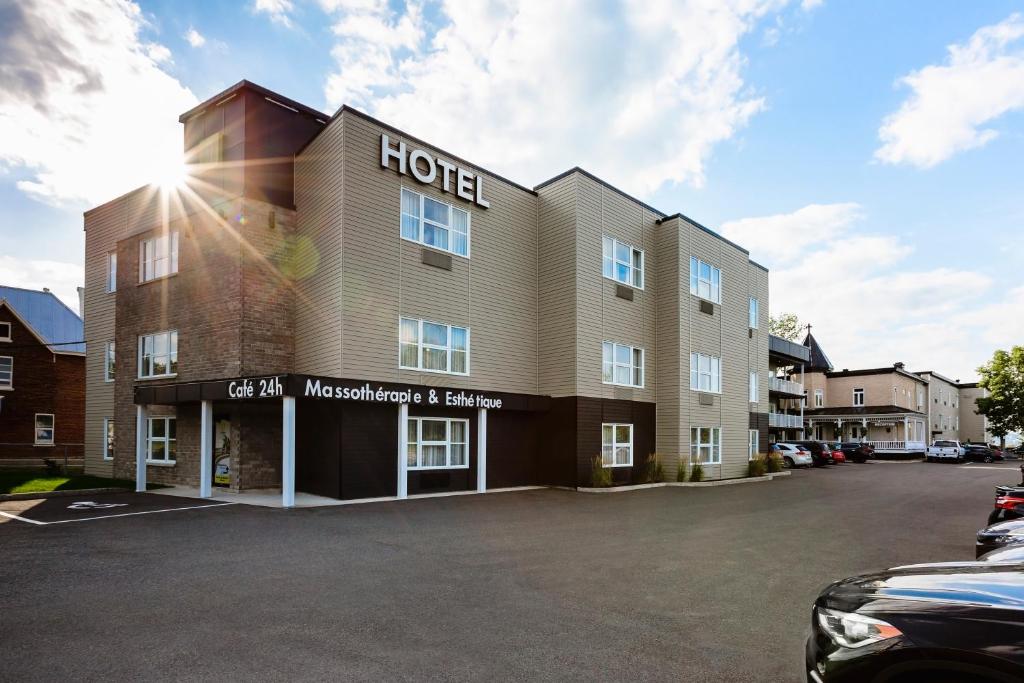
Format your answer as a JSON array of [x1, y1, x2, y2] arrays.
[[867, 440, 927, 452], [769, 412, 804, 429], [769, 376, 804, 397], [769, 335, 811, 364]]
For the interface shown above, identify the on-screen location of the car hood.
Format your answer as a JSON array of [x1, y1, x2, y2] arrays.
[[818, 562, 1024, 613]]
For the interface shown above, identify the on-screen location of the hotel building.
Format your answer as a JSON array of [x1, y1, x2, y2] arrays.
[[83, 80, 773, 505]]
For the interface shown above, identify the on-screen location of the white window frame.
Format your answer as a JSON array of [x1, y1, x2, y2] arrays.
[[853, 388, 865, 407], [917, 388, 924, 409], [0, 355, 12, 389], [0, 321, 11, 342], [106, 252, 117, 292], [602, 236, 645, 289], [749, 297, 759, 329], [400, 186, 470, 258], [689, 256, 722, 304], [601, 423, 633, 467], [399, 317, 469, 376], [104, 341, 116, 382], [103, 418, 115, 460], [691, 426, 722, 464], [146, 416, 176, 464], [814, 389, 824, 408], [406, 417, 470, 470], [34, 413, 54, 446], [602, 341, 644, 388], [689, 352, 722, 393], [749, 371, 759, 403], [748, 429, 758, 460], [138, 330, 178, 379], [138, 231, 179, 283]]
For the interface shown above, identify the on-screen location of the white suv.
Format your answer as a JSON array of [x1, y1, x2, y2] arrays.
[[771, 443, 814, 468]]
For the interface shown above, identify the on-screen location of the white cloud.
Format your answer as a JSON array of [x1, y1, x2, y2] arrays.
[[723, 203, 1014, 380], [253, 0, 295, 28], [321, 0, 793, 195], [0, 256, 84, 314], [800, 0, 823, 10], [184, 26, 206, 48], [0, 0, 197, 206], [876, 13, 1024, 168]]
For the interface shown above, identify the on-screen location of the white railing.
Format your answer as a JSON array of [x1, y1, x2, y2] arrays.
[[769, 376, 804, 396], [867, 440, 927, 452], [769, 412, 804, 428]]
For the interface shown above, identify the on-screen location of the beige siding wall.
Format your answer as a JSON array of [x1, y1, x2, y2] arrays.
[[537, 175, 578, 397], [655, 218, 682, 474], [921, 373, 962, 440], [822, 372, 925, 409], [958, 386, 989, 443]]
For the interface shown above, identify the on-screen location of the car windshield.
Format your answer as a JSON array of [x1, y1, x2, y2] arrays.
[[933, 440, 957, 448]]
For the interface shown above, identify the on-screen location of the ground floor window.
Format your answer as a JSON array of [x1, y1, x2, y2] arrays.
[[34, 414, 54, 445], [103, 418, 115, 460], [407, 417, 468, 470], [691, 427, 721, 464], [146, 417, 176, 463], [601, 423, 633, 467], [748, 429, 758, 460]]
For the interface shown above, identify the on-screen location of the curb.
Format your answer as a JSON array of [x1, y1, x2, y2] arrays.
[[0, 487, 130, 502], [577, 470, 790, 493]]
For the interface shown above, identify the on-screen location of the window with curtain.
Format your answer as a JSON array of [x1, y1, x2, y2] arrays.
[[400, 317, 468, 375], [691, 427, 721, 464], [400, 187, 470, 257], [35, 413, 54, 445], [138, 331, 178, 378], [690, 352, 721, 393], [601, 423, 633, 467], [407, 417, 469, 469], [689, 256, 721, 303], [139, 232, 178, 282], [601, 236, 644, 288], [602, 342, 644, 388]]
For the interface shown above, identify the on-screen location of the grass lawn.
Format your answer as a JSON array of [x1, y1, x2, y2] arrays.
[[0, 470, 165, 495]]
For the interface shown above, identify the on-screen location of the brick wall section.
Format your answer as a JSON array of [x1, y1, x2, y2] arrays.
[[0, 304, 84, 462]]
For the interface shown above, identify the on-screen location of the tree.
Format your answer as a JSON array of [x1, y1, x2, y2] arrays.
[[976, 346, 1024, 449], [769, 313, 803, 341]]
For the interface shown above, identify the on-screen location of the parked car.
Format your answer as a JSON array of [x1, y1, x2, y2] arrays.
[[965, 445, 1003, 463], [924, 439, 965, 463], [828, 443, 846, 464], [980, 544, 1024, 562], [792, 441, 835, 467], [987, 481, 1024, 525], [976, 518, 1024, 558], [837, 442, 872, 464], [806, 561, 1024, 682], [771, 443, 813, 468]]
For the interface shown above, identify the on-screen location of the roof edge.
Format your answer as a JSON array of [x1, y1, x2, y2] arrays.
[[178, 79, 330, 123], [657, 212, 750, 255], [535, 167, 666, 218]]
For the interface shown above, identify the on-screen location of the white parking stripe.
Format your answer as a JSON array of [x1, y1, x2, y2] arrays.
[[45, 502, 237, 524], [958, 465, 1020, 470], [0, 510, 47, 525]]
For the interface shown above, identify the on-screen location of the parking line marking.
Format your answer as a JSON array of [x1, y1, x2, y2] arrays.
[[958, 465, 1020, 470], [44, 502, 238, 525], [0, 510, 48, 525]]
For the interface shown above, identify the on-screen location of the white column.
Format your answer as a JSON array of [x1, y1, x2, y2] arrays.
[[282, 396, 295, 508], [477, 407, 487, 493], [199, 400, 213, 498], [397, 403, 408, 499], [135, 404, 148, 493]]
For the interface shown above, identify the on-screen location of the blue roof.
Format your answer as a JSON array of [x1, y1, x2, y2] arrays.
[[0, 286, 84, 353]]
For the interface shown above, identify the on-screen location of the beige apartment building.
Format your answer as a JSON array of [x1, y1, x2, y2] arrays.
[[82, 80, 772, 505]]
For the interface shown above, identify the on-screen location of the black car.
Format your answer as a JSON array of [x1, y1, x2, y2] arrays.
[[806, 562, 1024, 682], [793, 441, 835, 467], [965, 445, 1004, 463], [976, 518, 1024, 558], [837, 442, 873, 464]]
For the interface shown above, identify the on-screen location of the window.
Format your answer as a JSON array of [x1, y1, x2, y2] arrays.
[[748, 429, 759, 460], [146, 417, 176, 463], [103, 418, 115, 460], [690, 353, 722, 393], [139, 231, 179, 283], [400, 187, 470, 257], [106, 252, 117, 292], [602, 237, 644, 289], [602, 342, 644, 388], [853, 388, 865, 407], [138, 331, 178, 379], [399, 318, 469, 375], [0, 356, 11, 389], [601, 423, 633, 467], [34, 414, 54, 445], [691, 427, 721, 464], [407, 417, 468, 469], [749, 371, 759, 403], [814, 389, 824, 407], [917, 389, 924, 409], [0, 322, 10, 341], [749, 298, 759, 329], [689, 256, 721, 303], [104, 342, 116, 382]]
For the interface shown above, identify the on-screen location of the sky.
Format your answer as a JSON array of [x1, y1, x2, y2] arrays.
[[1, 0, 1022, 382]]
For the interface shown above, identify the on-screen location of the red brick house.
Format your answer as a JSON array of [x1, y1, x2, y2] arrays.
[[0, 287, 85, 467]]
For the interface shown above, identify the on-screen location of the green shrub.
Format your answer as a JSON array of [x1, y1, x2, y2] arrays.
[[590, 455, 612, 487], [766, 452, 784, 473], [689, 459, 704, 482], [645, 453, 665, 483], [676, 457, 688, 482], [748, 454, 767, 477]]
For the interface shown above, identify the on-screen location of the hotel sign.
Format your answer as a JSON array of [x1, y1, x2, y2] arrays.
[[380, 134, 490, 208]]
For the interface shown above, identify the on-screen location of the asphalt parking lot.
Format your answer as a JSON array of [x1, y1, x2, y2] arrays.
[[1, 460, 1019, 682]]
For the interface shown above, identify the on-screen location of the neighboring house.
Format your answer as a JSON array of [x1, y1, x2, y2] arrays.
[[957, 383, 991, 445], [0, 286, 85, 467], [83, 79, 772, 505]]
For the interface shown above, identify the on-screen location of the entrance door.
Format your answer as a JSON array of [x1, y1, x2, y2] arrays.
[[213, 415, 232, 487]]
